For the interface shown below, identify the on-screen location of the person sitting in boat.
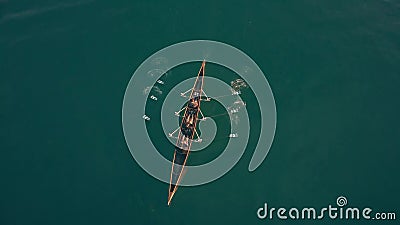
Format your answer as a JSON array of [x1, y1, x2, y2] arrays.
[[181, 125, 193, 138], [188, 98, 199, 109]]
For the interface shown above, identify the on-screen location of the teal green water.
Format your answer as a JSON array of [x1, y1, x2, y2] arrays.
[[1, 1, 399, 224]]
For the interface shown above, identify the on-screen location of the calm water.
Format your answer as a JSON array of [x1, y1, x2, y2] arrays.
[[1, 1, 399, 225]]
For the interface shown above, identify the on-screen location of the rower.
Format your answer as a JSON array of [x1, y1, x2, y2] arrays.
[[188, 98, 199, 109]]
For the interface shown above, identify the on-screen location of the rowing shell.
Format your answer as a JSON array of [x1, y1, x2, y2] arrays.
[[168, 60, 206, 205]]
